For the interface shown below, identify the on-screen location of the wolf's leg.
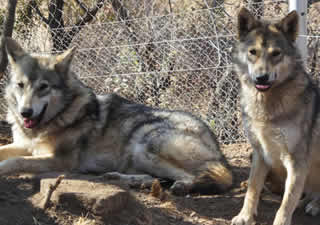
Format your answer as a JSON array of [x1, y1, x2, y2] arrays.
[[0, 155, 71, 175], [272, 159, 308, 225], [305, 195, 320, 216], [101, 172, 191, 194], [0, 144, 31, 161], [232, 152, 269, 225], [132, 150, 195, 194], [101, 172, 155, 187]]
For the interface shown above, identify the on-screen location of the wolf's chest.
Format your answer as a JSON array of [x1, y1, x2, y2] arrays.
[[250, 122, 289, 166]]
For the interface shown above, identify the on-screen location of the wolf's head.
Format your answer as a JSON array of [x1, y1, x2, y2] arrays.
[[233, 8, 300, 92], [5, 38, 76, 129]]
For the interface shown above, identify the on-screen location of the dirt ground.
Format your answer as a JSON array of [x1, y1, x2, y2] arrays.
[[0, 143, 318, 225]]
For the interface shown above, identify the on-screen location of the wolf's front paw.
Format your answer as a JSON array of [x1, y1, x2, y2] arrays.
[[305, 199, 320, 216], [231, 212, 255, 225], [273, 210, 291, 225], [101, 172, 121, 180]]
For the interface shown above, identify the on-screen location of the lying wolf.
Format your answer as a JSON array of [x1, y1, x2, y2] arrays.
[[0, 38, 232, 195], [232, 8, 320, 225]]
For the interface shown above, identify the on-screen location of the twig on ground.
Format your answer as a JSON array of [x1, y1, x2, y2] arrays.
[[42, 175, 65, 209]]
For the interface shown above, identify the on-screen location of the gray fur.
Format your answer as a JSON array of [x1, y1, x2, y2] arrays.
[[0, 38, 233, 195], [232, 8, 320, 225]]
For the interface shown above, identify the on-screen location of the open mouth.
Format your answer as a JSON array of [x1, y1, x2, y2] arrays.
[[255, 83, 272, 92], [23, 104, 48, 129]]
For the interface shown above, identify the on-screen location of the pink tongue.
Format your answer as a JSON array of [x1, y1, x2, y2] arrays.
[[24, 119, 37, 128], [256, 84, 270, 90]]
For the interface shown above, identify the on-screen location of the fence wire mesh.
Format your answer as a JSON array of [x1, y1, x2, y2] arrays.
[[0, 0, 319, 144]]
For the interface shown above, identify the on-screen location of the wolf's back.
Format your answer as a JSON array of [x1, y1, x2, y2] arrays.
[[98, 93, 233, 194]]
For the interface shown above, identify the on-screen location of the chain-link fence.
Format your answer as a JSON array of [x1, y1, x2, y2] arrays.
[[0, 0, 319, 144]]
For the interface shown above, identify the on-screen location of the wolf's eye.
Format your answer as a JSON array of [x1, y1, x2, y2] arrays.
[[271, 50, 281, 57], [17, 82, 24, 89], [249, 49, 257, 56], [39, 83, 49, 91]]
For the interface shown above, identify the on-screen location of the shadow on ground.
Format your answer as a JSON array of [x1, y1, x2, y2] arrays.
[[0, 143, 318, 225]]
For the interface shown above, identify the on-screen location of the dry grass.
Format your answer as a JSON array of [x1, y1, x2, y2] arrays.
[[73, 214, 96, 225]]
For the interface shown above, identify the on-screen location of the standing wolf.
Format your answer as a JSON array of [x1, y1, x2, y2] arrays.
[[0, 38, 232, 195], [232, 8, 320, 225]]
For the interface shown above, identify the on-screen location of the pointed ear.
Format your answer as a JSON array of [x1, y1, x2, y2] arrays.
[[54, 47, 76, 74], [276, 10, 299, 42], [5, 38, 26, 63], [237, 7, 259, 40]]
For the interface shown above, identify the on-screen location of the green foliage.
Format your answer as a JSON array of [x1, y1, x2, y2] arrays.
[[209, 120, 215, 129], [15, 8, 30, 32], [13, 0, 36, 33]]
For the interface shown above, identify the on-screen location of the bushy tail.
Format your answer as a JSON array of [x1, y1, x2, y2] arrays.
[[191, 161, 233, 194]]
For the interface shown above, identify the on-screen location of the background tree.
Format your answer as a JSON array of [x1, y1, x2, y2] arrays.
[[28, 0, 105, 52], [0, 0, 17, 77]]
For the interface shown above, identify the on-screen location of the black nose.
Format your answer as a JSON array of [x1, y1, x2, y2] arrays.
[[255, 74, 269, 83], [21, 108, 33, 118]]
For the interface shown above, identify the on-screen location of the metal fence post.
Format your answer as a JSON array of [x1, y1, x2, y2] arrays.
[[289, 0, 308, 61]]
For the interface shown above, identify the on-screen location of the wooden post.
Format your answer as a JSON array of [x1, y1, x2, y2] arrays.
[[289, 0, 308, 61]]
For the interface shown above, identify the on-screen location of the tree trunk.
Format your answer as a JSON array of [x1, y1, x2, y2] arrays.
[[110, 0, 172, 106], [0, 0, 18, 75], [31, 0, 104, 52]]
